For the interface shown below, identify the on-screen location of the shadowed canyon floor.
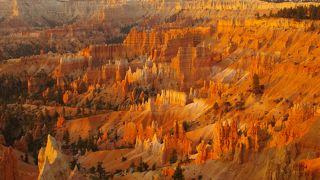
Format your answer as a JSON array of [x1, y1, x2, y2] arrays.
[[1, 0, 320, 180]]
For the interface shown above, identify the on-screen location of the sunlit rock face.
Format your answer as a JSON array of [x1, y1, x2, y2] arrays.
[[123, 27, 213, 62], [11, 0, 19, 17], [59, 55, 88, 75], [88, 44, 133, 67], [38, 135, 70, 180], [171, 46, 214, 88], [129, 89, 188, 112], [130, 120, 192, 164]]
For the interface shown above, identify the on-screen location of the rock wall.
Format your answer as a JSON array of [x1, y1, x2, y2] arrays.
[[0, 147, 19, 180], [130, 89, 187, 112], [171, 46, 214, 87], [88, 44, 134, 67], [125, 60, 157, 85], [59, 54, 88, 75], [124, 27, 213, 62]]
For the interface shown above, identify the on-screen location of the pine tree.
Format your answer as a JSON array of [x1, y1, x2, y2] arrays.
[[96, 162, 107, 179], [213, 102, 219, 111], [252, 73, 261, 95], [63, 130, 70, 148], [172, 165, 184, 180]]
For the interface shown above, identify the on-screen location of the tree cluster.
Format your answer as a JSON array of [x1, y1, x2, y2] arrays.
[[89, 162, 109, 180], [261, 0, 320, 3], [69, 134, 101, 155], [0, 74, 28, 103], [252, 73, 264, 95], [270, 5, 320, 20], [172, 165, 185, 180], [0, 104, 35, 145]]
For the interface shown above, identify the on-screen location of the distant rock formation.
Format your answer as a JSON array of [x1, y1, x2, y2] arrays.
[[124, 27, 213, 62], [59, 55, 88, 75], [56, 116, 66, 128], [171, 46, 214, 88], [130, 89, 187, 112], [88, 44, 134, 66]]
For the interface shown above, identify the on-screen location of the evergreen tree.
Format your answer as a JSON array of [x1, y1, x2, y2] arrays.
[[152, 163, 157, 171], [170, 149, 178, 164], [172, 165, 184, 180], [96, 162, 107, 179], [89, 166, 96, 174], [69, 159, 80, 170], [63, 130, 70, 148], [213, 102, 219, 111], [32, 149, 38, 165], [252, 73, 261, 95]]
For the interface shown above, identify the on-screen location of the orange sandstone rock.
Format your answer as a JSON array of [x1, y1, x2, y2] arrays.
[[0, 147, 19, 180], [56, 116, 66, 128]]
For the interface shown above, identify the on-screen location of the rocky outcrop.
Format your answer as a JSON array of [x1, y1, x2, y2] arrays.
[[124, 27, 213, 62], [161, 128, 192, 164], [273, 104, 316, 146], [38, 135, 70, 180], [194, 119, 269, 164], [123, 120, 161, 146], [125, 60, 157, 85], [132, 120, 192, 164], [122, 122, 139, 145], [101, 62, 117, 82], [56, 116, 66, 129], [155, 90, 187, 107], [88, 44, 134, 67], [130, 90, 188, 112], [171, 46, 214, 88], [116, 59, 129, 81], [135, 134, 164, 161], [59, 54, 88, 75], [195, 140, 212, 164], [211, 120, 238, 161]]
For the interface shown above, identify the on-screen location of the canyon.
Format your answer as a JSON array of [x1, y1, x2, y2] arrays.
[[0, 0, 320, 180]]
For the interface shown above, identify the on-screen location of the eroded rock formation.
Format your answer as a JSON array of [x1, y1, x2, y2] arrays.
[[38, 135, 70, 180], [0, 147, 19, 180]]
